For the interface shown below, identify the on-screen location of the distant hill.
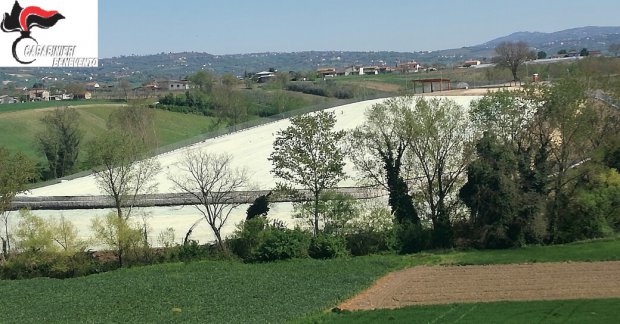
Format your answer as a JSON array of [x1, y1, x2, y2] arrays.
[[480, 26, 620, 54], [1, 26, 619, 86]]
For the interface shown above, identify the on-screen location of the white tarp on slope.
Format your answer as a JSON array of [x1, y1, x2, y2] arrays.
[[19, 96, 479, 245]]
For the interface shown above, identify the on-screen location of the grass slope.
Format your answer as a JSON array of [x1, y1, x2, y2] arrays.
[[0, 257, 399, 323], [0, 104, 220, 164], [0, 238, 619, 323], [0, 100, 116, 114], [402, 237, 620, 267], [309, 299, 620, 324]]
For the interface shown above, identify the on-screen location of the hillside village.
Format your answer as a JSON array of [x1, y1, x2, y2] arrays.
[[0, 45, 609, 105]]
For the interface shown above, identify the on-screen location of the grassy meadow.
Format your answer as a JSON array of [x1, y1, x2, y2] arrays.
[[0, 104, 221, 165], [0, 238, 618, 323], [308, 299, 620, 324]]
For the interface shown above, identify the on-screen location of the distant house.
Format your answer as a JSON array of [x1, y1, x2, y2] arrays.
[[317, 68, 338, 78], [359, 66, 379, 75], [85, 82, 100, 91], [463, 60, 481, 67], [29, 89, 50, 101], [160, 80, 190, 91], [74, 91, 92, 100], [395, 61, 421, 73], [255, 71, 276, 83], [0, 95, 18, 104], [50, 93, 74, 101]]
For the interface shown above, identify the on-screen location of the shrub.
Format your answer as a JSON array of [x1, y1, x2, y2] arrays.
[[0, 251, 105, 280], [394, 220, 430, 254], [228, 218, 269, 260], [177, 240, 212, 262], [309, 234, 348, 259], [251, 228, 310, 262], [554, 168, 620, 243], [345, 231, 393, 256]]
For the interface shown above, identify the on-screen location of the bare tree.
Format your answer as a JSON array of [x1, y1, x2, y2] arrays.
[[88, 133, 160, 220], [107, 104, 158, 150], [494, 41, 536, 81], [87, 132, 160, 266], [117, 79, 131, 102], [170, 151, 248, 251]]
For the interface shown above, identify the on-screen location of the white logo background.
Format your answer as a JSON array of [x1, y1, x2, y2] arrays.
[[0, 0, 98, 67]]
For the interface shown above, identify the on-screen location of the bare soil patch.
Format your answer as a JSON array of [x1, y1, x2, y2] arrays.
[[338, 261, 620, 310]]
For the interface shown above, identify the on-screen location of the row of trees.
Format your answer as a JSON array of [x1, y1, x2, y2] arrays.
[[268, 79, 619, 250]]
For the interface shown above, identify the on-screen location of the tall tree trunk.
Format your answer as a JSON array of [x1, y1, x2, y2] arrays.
[[313, 191, 320, 236]]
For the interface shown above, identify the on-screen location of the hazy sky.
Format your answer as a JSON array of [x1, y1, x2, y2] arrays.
[[100, 0, 620, 58]]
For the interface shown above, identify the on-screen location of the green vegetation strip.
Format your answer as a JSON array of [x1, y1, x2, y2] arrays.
[[0, 257, 399, 323], [1, 238, 618, 323], [404, 237, 620, 267], [304, 299, 620, 324], [0, 100, 118, 114]]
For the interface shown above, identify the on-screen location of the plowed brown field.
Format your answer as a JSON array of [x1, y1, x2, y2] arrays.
[[339, 261, 620, 310]]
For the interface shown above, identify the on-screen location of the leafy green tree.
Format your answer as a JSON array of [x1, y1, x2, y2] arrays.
[[469, 89, 548, 242], [405, 97, 473, 247], [91, 212, 145, 266], [348, 96, 419, 226], [537, 51, 547, 60], [494, 41, 535, 81], [14, 210, 56, 253], [527, 80, 599, 241], [0, 148, 35, 259], [269, 111, 346, 235], [580, 48, 589, 57], [50, 215, 88, 255], [459, 132, 523, 248], [36, 107, 83, 179], [188, 70, 214, 93], [469, 89, 535, 146], [555, 168, 620, 242], [293, 191, 358, 236]]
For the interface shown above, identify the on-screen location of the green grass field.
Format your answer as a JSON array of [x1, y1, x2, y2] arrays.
[[0, 99, 117, 114], [0, 104, 221, 165], [0, 238, 618, 323], [307, 299, 620, 323]]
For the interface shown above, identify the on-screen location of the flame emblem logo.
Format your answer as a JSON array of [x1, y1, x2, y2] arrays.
[[1, 1, 64, 64]]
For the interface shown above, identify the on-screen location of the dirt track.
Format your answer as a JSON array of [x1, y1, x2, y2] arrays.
[[338, 261, 620, 310]]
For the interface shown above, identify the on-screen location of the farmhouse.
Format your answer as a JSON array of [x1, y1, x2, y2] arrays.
[[395, 61, 421, 73], [74, 91, 93, 100], [28, 89, 50, 101], [85, 82, 100, 91], [0, 95, 18, 104], [160, 80, 190, 91]]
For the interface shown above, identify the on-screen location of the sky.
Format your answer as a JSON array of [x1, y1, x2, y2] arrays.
[[99, 0, 620, 58]]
